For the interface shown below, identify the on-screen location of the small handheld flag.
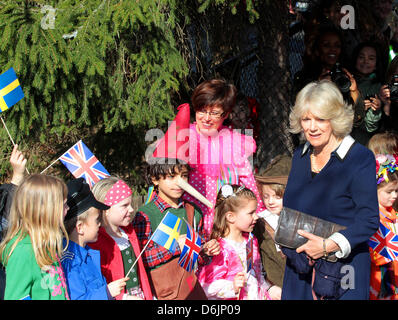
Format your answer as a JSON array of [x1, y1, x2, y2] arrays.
[[178, 223, 202, 272], [0, 68, 29, 172], [59, 140, 110, 187], [125, 211, 182, 278], [151, 211, 182, 253], [246, 233, 253, 272], [0, 67, 24, 112], [369, 222, 398, 262]]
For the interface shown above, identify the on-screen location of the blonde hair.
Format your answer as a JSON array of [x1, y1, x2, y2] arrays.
[[258, 182, 285, 198], [91, 176, 122, 225], [0, 174, 68, 269], [211, 185, 257, 240], [91, 176, 120, 203], [368, 132, 398, 155], [64, 209, 92, 235], [289, 80, 354, 139]]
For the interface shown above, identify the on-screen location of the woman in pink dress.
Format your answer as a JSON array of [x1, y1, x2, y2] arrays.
[[183, 79, 265, 238]]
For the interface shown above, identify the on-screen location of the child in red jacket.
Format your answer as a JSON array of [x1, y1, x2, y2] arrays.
[[90, 177, 153, 300]]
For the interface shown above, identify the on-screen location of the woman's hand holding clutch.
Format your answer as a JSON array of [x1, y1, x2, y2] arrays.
[[296, 230, 340, 260]]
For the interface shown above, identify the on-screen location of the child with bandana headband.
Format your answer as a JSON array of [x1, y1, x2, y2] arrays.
[[90, 176, 153, 300], [369, 154, 398, 299]]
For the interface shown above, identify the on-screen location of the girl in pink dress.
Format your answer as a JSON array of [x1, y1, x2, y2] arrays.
[[197, 184, 281, 300]]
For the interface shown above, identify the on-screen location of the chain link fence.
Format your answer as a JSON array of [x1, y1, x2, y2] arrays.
[[188, 1, 296, 173]]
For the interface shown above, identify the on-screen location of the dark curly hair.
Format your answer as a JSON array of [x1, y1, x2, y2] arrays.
[[145, 160, 192, 187]]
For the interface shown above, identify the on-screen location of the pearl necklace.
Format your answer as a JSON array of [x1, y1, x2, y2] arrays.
[[310, 138, 342, 173], [310, 152, 329, 173]]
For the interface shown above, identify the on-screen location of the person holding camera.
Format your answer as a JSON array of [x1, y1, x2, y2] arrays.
[[293, 24, 346, 95], [379, 55, 398, 133], [350, 42, 386, 146], [293, 25, 364, 137]]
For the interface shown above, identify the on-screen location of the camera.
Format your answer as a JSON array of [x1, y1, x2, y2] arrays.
[[295, 1, 311, 12], [388, 74, 398, 102], [329, 63, 351, 94], [364, 93, 375, 101], [293, 0, 321, 13]]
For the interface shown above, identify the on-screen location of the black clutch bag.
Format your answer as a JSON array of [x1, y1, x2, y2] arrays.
[[274, 207, 347, 262]]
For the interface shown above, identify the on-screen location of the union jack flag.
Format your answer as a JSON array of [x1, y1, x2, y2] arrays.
[[59, 140, 110, 187], [246, 233, 254, 272], [368, 222, 398, 262], [178, 223, 201, 272]]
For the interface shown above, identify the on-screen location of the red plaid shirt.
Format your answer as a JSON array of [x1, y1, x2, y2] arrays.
[[133, 193, 210, 269]]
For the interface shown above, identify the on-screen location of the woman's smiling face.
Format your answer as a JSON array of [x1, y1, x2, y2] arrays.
[[195, 105, 228, 135], [317, 32, 342, 69]]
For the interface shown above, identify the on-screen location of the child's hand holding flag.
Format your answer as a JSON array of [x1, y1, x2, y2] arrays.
[[202, 238, 220, 256]]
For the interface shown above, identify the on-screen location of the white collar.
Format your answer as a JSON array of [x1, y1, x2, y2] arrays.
[[301, 135, 356, 161], [258, 210, 279, 230]]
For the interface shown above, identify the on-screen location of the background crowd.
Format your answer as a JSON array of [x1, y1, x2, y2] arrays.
[[288, 0, 398, 147]]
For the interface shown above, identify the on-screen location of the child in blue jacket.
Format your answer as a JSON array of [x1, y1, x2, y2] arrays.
[[61, 178, 130, 300]]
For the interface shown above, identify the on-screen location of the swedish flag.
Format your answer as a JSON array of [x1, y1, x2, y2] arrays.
[[0, 68, 24, 113], [151, 212, 182, 253]]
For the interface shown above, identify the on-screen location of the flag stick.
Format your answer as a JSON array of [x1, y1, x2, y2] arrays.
[[125, 235, 152, 279], [1, 115, 15, 146], [236, 234, 253, 299], [182, 217, 205, 244], [1, 115, 30, 174], [236, 272, 247, 300], [125, 213, 170, 279], [40, 156, 60, 174]]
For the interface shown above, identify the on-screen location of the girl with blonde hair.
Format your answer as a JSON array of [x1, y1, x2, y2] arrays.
[[0, 174, 69, 300], [90, 176, 152, 300]]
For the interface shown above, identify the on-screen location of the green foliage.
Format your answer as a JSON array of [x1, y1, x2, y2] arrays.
[[0, 0, 188, 192], [0, 0, 273, 192], [198, 0, 260, 23]]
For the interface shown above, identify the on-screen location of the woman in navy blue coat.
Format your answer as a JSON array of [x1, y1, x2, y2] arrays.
[[281, 80, 379, 299]]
